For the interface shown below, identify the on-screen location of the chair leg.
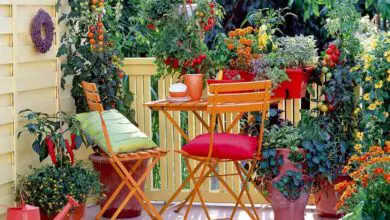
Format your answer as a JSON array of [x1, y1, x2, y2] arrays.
[[174, 166, 214, 213], [207, 163, 256, 220], [159, 161, 204, 214], [230, 161, 259, 220], [184, 158, 211, 220], [96, 159, 144, 219], [183, 162, 210, 220], [110, 157, 162, 220]]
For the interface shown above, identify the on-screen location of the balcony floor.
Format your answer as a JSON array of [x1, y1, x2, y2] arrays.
[[85, 204, 336, 220]]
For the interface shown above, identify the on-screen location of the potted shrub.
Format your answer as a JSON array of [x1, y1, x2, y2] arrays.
[[254, 122, 310, 220], [15, 110, 103, 219], [143, 0, 222, 101], [271, 35, 319, 99]]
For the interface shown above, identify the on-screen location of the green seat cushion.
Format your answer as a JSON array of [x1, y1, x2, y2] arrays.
[[76, 109, 157, 154]]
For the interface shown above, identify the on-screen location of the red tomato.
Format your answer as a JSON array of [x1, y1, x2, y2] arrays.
[[326, 48, 334, 55], [331, 54, 339, 62], [329, 44, 336, 50], [329, 61, 336, 68]]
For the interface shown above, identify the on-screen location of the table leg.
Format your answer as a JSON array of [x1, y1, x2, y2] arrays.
[[161, 109, 190, 142]]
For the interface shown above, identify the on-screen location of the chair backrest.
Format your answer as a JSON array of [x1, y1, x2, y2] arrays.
[[81, 81, 104, 112], [81, 81, 115, 155], [207, 80, 272, 158], [207, 81, 272, 113]]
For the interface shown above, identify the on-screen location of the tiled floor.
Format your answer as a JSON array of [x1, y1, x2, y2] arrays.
[[85, 204, 337, 220]]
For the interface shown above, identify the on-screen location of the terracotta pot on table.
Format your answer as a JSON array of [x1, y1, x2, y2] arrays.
[[181, 74, 204, 101]]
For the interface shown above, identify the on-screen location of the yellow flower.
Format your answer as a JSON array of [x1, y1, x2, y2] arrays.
[[356, 132, 364, 140], [374, 80, 383, 89], [363, 54, 373, 69], [354, 108, 361, 115], [354, 144, 362, 154], [388, 74, 390, 82], [368, 103, 377, 110], [387, 56, 390, 62], [365, 76, 372, 81], [385, 51, 390, 57], [258, 24, 268, 50], [363, 93, 370, 101], [384, 112, 389, 118], [370, 39, 377, 50]]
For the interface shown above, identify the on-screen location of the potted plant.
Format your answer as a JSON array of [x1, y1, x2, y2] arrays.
[[335, 144, 390, 219], [271, 35, 319, 99], [15, 110, 103, 219], [254, 122, 310, 220], [143, 0, 222, 101]]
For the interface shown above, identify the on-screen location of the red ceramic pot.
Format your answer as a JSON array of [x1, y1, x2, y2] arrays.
[[40, 205, 85, 220], [268, 179, 310, 220], [272, 67, 314, 99], [315, 175, 350, 218], [276, 148, 306, 176], [89, 153, 149, 218]]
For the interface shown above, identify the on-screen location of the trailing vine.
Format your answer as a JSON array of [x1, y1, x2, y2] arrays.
[[56, 0, 136, 124]]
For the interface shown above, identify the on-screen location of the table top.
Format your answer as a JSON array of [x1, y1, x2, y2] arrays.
[[145, 97, 282, 111]]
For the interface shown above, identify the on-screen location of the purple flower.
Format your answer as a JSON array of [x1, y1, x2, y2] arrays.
[[30, 9, 55, 54]]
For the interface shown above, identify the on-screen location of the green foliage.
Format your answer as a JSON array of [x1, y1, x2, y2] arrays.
[[15, 162, 103, 216], [247, 7, 296, 34], [354, 33, 390, 149], [273, 170, 311, 201], [142, 0, 223, 77], [264, 125, 302, 149], [252, 54, 289, 88], [275, 35, 319, 68], [325, 0, 362, 61], [18, 109, 86, 164], [364, 0, 390, 20], [57, 0, 136, 124]]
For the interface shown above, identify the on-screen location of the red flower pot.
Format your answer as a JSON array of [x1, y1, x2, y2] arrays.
[[315, 175, 350, 218], [276, 148, 306, 176], [40, 205, 85, 220], [89, 153, 149, 218], [272, 67, 313, 99], [268, 178, 310, 220]]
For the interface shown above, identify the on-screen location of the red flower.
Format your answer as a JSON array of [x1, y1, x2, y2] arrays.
[[373, 167, 384, 175], [147, 23, 155, 30], [172, 59, 179, 69], [65, 139, 75, 165], [45, 136, 57, 165]]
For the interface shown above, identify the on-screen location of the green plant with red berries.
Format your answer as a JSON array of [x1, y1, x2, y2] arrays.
[[142, 0, 223, 77], [57, 0, 136, 124], [17, 109, 88, 167]]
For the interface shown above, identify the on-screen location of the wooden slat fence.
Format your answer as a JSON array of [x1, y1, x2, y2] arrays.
[[123, 58, 318, 204]]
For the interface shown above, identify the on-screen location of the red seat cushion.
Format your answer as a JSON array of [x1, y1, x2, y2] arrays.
[[182, 133, 258, 160]]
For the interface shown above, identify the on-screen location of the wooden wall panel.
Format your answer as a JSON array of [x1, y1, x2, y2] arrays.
[[0, 1, 60, 216]]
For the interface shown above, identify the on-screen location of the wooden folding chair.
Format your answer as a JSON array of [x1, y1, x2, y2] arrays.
[[81, 81, 166, 220], [160, 81, 272, 219]]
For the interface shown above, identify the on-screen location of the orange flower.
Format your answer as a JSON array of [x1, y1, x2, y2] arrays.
[[227, 43, 235, 50], [384, 174, 390, 184], [373, 167, 384, 175], [239, 38, 247, 45], [228, 31, 236, 38], [238, 29, 246, 36]]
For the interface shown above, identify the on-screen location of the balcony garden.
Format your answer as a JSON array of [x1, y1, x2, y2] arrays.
[[0, 0, 389, 219]]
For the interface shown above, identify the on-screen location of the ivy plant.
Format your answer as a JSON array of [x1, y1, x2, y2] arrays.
[[273, 170, 311, 201]]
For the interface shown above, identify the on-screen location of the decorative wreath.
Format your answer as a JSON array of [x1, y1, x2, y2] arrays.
[[31, 9, 55, 54]]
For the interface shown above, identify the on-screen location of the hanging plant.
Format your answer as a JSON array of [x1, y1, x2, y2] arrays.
[[30, 9, 55, 53]]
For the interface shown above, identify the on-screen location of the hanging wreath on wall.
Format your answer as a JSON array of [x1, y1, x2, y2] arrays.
[[30, 9, 55, 54]]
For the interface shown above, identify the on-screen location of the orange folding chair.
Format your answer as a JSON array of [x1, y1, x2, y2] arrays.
[[160, 80, 272, 219], [81, 81, 166, 220]]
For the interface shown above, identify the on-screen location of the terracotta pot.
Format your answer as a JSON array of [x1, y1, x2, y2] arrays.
[[276, 148, 306, 176], [89, 153, 149, 218], [269, 180, 310, 220], [182, 74, 204, 101], [315, 176, 350, 218], [40, 205, 85, 220], [169, 91, 187, 98], [272, 67, 314, 99]]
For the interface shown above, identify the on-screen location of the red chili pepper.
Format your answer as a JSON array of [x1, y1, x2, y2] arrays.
[[65, 139, 75, 165], [70, 133, 77, 150], [45, 136, 57, 165]]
